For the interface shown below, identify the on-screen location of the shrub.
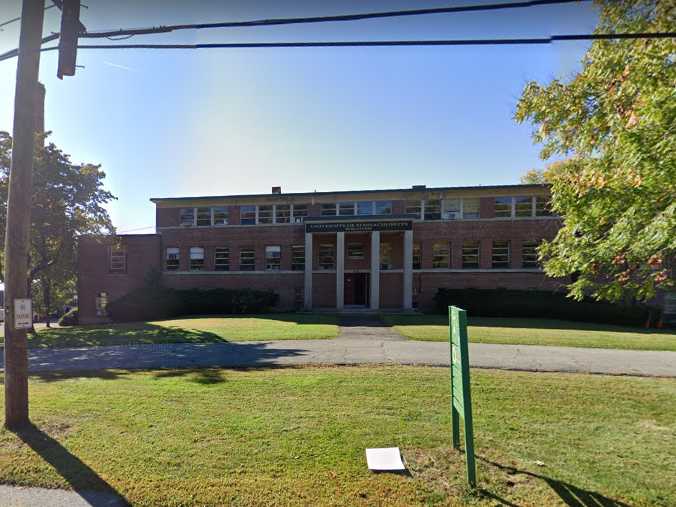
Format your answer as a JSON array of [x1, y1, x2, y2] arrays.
[[107, 288, 279, 322], [58, 307, 79, 326], [433, 288, 657, 326]]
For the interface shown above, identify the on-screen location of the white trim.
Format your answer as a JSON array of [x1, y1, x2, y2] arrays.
[[414, 268, 543, 273], [164, 270, 302, 275]]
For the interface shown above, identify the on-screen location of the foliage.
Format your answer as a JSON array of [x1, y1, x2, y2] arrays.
[[0, 131, 115, 316], [57, 307, 78, 326], [106, 288, 280, 322], [433, 288, 657, 326], [514, 0, 675, 302]]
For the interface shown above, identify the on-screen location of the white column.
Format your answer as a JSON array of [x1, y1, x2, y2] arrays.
[[304, 232, 313, 310], [403, 229, 413, 310], [370, 231, 380, 310], [336, 231, 345, 310]]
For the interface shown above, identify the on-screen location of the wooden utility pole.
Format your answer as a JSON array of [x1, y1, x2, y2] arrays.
[[4, 0, 46, 430]]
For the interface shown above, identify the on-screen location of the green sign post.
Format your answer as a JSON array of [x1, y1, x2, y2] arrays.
[[449, 305, 477, 488]]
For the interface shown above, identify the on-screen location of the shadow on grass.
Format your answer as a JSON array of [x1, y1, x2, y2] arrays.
[[13, 423, 129, 506], [476, 455, 630, 507]]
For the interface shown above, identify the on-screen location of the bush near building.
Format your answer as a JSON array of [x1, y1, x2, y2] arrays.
[[107, 288, 279, 322], [433, 288, 658, 327]]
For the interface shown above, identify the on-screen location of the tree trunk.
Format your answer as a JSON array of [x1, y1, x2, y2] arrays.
[[43, 278, 51, 328]]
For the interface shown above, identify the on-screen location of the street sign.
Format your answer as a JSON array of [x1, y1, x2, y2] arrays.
[[14, 298, 32, 330], [449, 305, 476, 488]]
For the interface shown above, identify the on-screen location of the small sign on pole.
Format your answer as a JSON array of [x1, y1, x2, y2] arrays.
[[449, 305, 477, 488], [14, 298, 32, 330]]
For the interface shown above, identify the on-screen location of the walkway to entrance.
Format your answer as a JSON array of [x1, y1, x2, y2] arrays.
[[337, 313, 406, 341]]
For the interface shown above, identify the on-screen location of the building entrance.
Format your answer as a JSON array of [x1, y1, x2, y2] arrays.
[[344, 273, 369, 307]]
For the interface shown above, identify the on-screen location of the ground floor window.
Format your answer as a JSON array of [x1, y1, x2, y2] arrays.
[[214, 247, 230, 271], [462, 241, 480, 268], [109, 248, 126, 273], [165, 247, 180, 270], [380, 242, 393, 270], [432, 241, 450, 268], [413, 243, 422, 269], [265, 245, 282, 270], [189, 247, 205, 270], [347, 242, 365, 260], [319, 243, 335, 270], [294, 287, 304, 308], [95, 291, 108, 317], [522, 241, 539, 268], [492, 240, 510, 268], [291, 246, 305, 271], [239, 247, 256, 271]]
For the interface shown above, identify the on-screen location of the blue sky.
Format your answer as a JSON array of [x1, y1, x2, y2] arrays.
[[0, 0, 598, 234]]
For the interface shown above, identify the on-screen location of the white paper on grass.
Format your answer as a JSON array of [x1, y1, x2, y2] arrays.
[[365, 447, 406, 471]]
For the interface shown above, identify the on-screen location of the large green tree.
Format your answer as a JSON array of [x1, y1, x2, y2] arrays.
[[515, 0, 675, 302], [0, 131, 116, 323]]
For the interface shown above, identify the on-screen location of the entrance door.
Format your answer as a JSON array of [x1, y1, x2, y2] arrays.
[[344, 273, 369, 307]]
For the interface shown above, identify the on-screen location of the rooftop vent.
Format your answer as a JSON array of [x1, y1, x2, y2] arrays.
[[411, 184, 426, 190], [271, 186, 282, 194]]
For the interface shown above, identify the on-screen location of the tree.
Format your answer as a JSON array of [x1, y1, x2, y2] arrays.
[[514, 0, 675, 303], [0, 131, 116, 324]]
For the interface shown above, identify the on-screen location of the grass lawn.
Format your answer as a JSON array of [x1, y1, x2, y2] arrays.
[[0, 366, 674, 506], [0, 314, 339, 349], [383, 314, 676, 351]]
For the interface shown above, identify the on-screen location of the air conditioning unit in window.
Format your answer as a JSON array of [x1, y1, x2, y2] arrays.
[[443, 211, 460, 220], [292, 216, 304, 224]]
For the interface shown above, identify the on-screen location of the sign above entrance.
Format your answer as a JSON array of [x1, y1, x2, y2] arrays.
[[305, 220, 412, 233]]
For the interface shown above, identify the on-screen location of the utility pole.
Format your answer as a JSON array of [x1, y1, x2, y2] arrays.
[[4, 0, 46, 430]]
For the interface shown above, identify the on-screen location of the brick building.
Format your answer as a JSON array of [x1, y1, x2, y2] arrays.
[[78, 184, 562, 323]]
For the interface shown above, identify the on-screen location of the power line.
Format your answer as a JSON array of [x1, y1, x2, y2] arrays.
[[78, 0, 591, 39], [0, 4, 56, 31]]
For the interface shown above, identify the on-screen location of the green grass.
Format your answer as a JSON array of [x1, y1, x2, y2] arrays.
[[0, 366, 674, 506], [383, 314, 676, 351], [0, 314, 339, 348]]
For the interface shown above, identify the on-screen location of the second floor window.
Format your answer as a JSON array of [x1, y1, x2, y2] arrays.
[[406, 200, 422, 219], [375, 201, 393, 215], [239, 247, 256, 271], [319, 243, 335, 270], [292, 204, 308, 223], [109, 248, 126, 273], [492, 241, 510, 268], [214, 247, 230, 271], [321, 203, 337, 216], [522, 241, 539, 268], [339, 202, 355, 215], [196, 207, 211, 226], [291, 246, 305, 270], [535, 196, 552, 216], [424, 200, 441, 220], [514, 196, 533, 217], [258, 205, 274, 224], [462, 198, 480, 219], [276, 204, 291, 223], [165, 247, 180, 270], [357, 201, 374, 215], [442, 199, 461, 220], [240, 206, 256, 225], [462, 241, 480, 269], [495, 197, 512, 218], [432, 241, 450, 268], [413, 243, 422, 269], [213, 207, 228, 225], [180, 208, 195, 226], [189, 247, 205, 270]]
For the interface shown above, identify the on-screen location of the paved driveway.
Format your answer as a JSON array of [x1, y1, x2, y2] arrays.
[[3, 337, 674, 377]]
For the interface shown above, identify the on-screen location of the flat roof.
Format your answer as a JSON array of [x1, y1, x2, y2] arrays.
[[150, 183, 548, 204]]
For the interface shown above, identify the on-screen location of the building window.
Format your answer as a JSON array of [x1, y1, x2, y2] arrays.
[[109, 248, 126, 273], [294, 287, 304, 308], [196, 207, 211, 226], [165, 247, 180, 270], [375, 201, 392, 215], [214, 247, 230, 271], [189, 247, 205, 271], [347, 242, 365, 260], [462, 198, 480, 219], [492, 241, 511, 268], [535, 196, 552, 216], [292, 204, 308, 223], [265, 245, 281, 270], [213, 207, 228, 225], [319, 243, 335, 270], [321, 203, 337, 216], [405, 200, 422, 219], [258, 205, 274, 224], [522, 241, 539, 268], [462, 241, 480, 268], [239, 247, 256, 271], [380, 243, 393, 270], [276, 204, 291, 223], [413, 243, 422, 269], [95, 292, 108, 317], [240, 205, 256, 225], [515, 196, 533, 217], [180, 208, 195, 226], [495, 197, 513, 218], [291, 246, 305, 271], [339, 201, 355, 216], [357, 201, 373, 215], [432, 241, 450, 268], [442, 199, 461, 220], [424, 200, 441, 220]]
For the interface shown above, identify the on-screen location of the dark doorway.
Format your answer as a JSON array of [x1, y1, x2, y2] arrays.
[[344, 273, 369, 306]]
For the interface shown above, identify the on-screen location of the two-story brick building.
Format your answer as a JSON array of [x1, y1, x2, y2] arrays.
[[78, 183, 562, 323]]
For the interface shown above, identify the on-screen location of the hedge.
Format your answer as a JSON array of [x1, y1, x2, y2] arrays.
[[107, 288, 279, 323], [433, 288, 657, 326]]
